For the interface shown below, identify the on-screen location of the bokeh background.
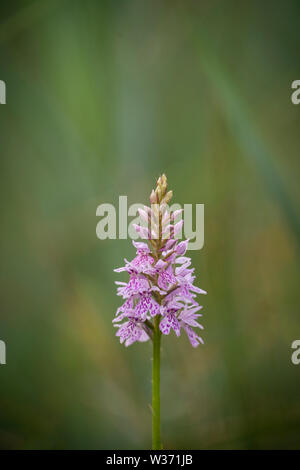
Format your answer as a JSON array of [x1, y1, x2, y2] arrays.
[[1, 0, 300, 449]]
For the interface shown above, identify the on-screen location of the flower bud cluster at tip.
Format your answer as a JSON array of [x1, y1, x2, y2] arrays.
[[150, 174, 173, 207]]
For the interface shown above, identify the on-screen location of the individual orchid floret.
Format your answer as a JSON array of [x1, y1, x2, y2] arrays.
[[114, 317, 150, 347]]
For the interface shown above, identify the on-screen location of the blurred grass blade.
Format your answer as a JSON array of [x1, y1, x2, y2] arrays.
[[199, 45, 300, 246]]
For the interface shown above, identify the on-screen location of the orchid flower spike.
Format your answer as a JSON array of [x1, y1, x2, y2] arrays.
[[113, 174, 207, 347]]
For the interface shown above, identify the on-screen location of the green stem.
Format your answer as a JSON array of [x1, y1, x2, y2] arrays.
[[152, 315, 161, 450]]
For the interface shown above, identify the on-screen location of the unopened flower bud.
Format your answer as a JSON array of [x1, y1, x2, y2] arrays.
[[155, 186, 162, 202], [163, 190, 173, 205], [150, 190, 156, 204], [176, 239, 189, 255], [160, 174, 167, 196]]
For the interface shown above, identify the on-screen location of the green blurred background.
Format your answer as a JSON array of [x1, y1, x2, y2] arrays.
[[1, 0, 300, 449]]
